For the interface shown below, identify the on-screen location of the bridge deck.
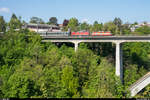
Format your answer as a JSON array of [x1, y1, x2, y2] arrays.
[[41, 36, 150, 42], [42, 36, 150, 38], [42, 36, 150, 39]]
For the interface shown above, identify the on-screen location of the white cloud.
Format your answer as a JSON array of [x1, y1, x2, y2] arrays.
[[0, 7, 10, 13]]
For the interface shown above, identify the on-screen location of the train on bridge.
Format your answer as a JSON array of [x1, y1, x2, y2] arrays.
[[71, 31, 112, 36], [24, 23, 112, 36], [39, 30, 112, 36]]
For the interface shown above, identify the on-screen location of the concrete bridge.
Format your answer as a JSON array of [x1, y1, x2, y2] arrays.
[[41, 36, 150, 97], [129, 72, 150, 97]]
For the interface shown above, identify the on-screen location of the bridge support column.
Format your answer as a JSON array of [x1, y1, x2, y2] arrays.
[[115, 42, 123, 83], [73, 41, 80, 52]]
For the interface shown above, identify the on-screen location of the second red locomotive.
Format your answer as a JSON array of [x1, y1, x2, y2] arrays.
[[71, 31, 112, 36]]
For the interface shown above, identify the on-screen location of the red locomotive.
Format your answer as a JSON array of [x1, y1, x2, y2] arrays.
[[71, 31, 112, 36], [91, 31, 112, 36], [71, 31, 90, 36]]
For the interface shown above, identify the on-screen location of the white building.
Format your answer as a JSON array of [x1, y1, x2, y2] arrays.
[[130, 22, 150, 32], [23, 23, 61, 33]]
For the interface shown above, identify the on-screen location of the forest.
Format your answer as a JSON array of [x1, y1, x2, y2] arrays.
[[0, 14, 150, 98]]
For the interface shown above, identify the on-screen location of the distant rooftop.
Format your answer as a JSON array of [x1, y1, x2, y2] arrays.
[[26, 23, 59, 28]]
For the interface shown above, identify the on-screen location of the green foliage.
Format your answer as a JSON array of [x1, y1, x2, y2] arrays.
[[124, 64, 140, 88], [82, 58, 124, 98], [0, 16, 6, 32], [0, 32, 27, 66], [59, 44, 75, 58], [113, 17, 122, 35], [2, 57, 43, 98], [86, 42, 115, 57], [113, 17, 122, 28], [67, 18, 79, 32], [72, 44, 98, 87], [122, 42, 150, 97], [8, 13, 22, 30], [103, 21, 117, 35], [123, 42, 150, 68], [135, 25, 150, 35], [91, 21, 103, 32], [38, 66, 62, 98], [30, 17, 45, 24], [0, 31, 43, 98], [48, 17, 58, 25], [61, 66, 79, 97], [5, 74, 38, 98], [121, 23, 131, 35], [80, 22, 89, 31]]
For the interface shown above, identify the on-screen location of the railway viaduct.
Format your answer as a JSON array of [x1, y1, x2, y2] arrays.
[[41, 36, 150, 97]]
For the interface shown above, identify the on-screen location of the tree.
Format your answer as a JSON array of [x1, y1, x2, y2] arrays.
[[123, 42, 150, 68], [48, 17, 58, 25], [113, 17, 122, 28], [67, 18, 79, 32], [63, 19, 69, 26], [72, 44, 98, 87], [122, 22, 131, 35], [80, 22, 89, 31], [8, 13, 22, 29], [11, 14, 17, 19], [113, 17, 123, 35], [143, 21, 147, 24], [124, 64, 140, 88], [4, 73, 38, 98], [61, 66, 80, 97], [0, 16, 6, 32], [133, 22, 138, 25], [29, 17, 44, 24], [103, 21, 117, 35], [2, 58, 43, 98], [135, 25, 150, 35], [62, 19, 69, 31], [82, 58, 124, 98], [91, 21, 103, 32]]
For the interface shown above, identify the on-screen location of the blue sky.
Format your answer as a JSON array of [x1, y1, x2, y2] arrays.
[[0, 0, 150, 24]]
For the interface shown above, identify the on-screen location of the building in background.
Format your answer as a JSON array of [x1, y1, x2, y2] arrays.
[[23, 23, 61, 33], [131, 22, 150, 32]]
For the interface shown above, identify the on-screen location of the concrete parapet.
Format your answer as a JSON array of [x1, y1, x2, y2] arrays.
[[129, 72, 150, 97]]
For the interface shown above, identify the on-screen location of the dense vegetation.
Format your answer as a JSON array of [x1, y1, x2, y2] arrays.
[[0, 14, 150, 98]]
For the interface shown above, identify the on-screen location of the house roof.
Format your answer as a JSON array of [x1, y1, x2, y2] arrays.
[[26, 23, 59, 28]]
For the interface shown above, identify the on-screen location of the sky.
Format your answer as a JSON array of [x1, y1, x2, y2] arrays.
[[0, 0, 150, 24]]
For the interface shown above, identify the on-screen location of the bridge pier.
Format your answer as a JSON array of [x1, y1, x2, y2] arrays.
[[73, 41, 80, 52], [115, 42, 123, 83]]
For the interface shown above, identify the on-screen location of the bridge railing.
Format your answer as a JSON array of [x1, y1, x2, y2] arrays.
[[129, 72, 150, 90], [128, 72, 150, 96]]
